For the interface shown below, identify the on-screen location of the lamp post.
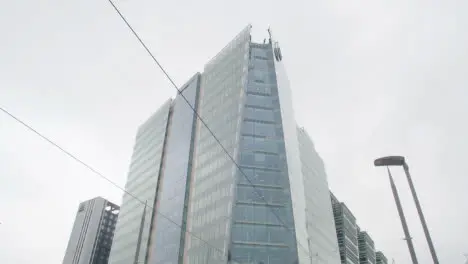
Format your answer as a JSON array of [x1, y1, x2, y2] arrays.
[[374, 156, 439, 264], [374, 156, 418, 264]]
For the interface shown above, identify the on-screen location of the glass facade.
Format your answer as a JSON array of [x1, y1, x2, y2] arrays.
[[331, 193, 359, 264], [92, 202, 119, 264], [271, 38, 310, 264], [184, 25, 252, 264], [229, 42, 299, 264], [375, 251, 388, 264], [63, 197, 119, 264], [358, 229, 376, 264], [297, 129, 342, 264], [147, 74, 201, 264], [109, 100, 172, 264]]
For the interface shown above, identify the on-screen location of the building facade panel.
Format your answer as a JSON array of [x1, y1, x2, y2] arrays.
[[184, 25, 252, 264], [109, 100, 172, 264], [376, 251, 388, 264], [270, 35, 310, 264], [358, 230, 376, 264], [297, 129, 341, 264], [331, 193, 359, 264], [148, 73, 201, 264], [229, 41, 299, 264]]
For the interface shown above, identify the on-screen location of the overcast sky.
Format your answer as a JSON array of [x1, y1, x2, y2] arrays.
[[1, 0, 467, 263]]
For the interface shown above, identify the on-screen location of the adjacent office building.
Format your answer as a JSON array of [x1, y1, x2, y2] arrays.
[[330, 193, 359, 264], [358, 228, 376, 264], [376, 251, 388, 264], [330, 193, 389, 264], [109, 25, 341, 264], [63, 197, 119, 264]]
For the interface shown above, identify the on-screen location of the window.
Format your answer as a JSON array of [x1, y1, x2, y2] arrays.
[[254, 153, 266, 162], [244, 107, 275, 122], [247, 83, 271, 95], [254, 55, 268, 60]]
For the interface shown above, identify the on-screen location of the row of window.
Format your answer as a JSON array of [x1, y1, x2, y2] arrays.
[[134, 106, 170, 141], [200, 81, 243, 115], [125, 164, 158, 190], [204, 30, 249, 71], [237, 166, 284, 186], [190, 196, 231, 229], [112, 209, 149, 242], [233, 204, 293, 226], [242, 120, 281, 138], [196, 117, 238, 147], [127, 146, 164, 180], [230, 243, 297, 264], [244, 106, 277, 123], [118, 189, 156, 223], [241, 135, 282, 153], [231, 223, 293, 245], [245, 92, 276, 108], [190, 176, 232, 206], [192, 160, 233, 195], [191, 161, 232, 194], [236, 185, 287, 205], [133, 120, 168, 156], [189, 219, 230, 248], [240, 151, 283, 170]]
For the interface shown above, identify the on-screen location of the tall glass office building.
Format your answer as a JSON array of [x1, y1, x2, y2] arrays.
[[109, 25, 340, 264]]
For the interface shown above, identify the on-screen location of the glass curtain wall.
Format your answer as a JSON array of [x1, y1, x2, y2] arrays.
[[229, 41, 299, 264], [184, 25, 252, 264], [147, 74, 201, 264], [109, 100, 172, 264], [297, 128, 342, 264]]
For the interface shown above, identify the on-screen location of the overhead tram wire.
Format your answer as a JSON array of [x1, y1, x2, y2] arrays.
[[0, 106, 236, 263], [104, 0, 314, 259]]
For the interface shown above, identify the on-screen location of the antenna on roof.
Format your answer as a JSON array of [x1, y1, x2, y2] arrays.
[[267, 27, 272, 43]]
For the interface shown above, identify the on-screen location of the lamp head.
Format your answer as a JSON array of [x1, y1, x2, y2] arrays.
[[374, 156, 405, 167]]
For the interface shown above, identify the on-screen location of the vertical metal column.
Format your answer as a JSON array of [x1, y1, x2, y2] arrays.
[[403, 163, 439, 264], [387, 167, 419, 264]]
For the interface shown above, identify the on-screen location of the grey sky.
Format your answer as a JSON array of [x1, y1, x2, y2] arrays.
[[1, 0, 466, 263]]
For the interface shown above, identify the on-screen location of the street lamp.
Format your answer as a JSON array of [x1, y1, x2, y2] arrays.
[[374, 161, 418, 264], [374, 156, 439, 264]]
